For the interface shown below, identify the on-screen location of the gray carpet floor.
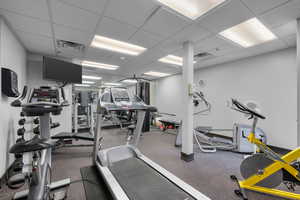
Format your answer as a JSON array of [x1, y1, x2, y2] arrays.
[[0, 128, 292, 200]]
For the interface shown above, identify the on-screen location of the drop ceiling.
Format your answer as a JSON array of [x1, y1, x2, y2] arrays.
[[0, 0, 298, 82]]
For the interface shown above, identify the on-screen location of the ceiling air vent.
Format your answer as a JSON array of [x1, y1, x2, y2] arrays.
[[194, 52, 215, 61], [56, 40, 85, 56], [194, 52, 211, 58]]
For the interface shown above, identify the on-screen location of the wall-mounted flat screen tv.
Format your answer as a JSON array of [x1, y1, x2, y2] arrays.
[[43, 57, 82, 84]]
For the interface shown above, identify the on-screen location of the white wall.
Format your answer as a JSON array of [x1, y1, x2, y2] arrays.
[[154, 48, 297, 149], [0, 18, 27, 176], [27, 60, 72, 135]]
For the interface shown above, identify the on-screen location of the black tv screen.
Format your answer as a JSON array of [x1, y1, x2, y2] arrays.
[[43, 57, 82, 84]]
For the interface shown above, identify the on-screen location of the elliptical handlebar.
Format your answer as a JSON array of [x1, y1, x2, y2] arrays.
[[11, 86, 28, 107], [60, 87, 69, 107], [11, 85, 69, 108], [231, 99, 266, 120], [194, 92, 210, 107], [192, 91, 211, 115]]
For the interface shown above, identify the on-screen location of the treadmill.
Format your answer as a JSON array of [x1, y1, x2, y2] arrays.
[[93, 87, 211, 200]]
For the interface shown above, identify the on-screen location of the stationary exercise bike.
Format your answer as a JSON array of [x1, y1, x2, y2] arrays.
[[10, 86, 70, 200], [230, 99, 300, 200]]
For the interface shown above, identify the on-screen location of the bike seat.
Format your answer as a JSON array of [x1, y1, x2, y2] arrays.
[[9, 137, 56, 154]]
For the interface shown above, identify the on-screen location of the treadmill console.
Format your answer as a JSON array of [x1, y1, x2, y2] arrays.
[[29, 87, 60, 104], [111, 88, 130, 102]]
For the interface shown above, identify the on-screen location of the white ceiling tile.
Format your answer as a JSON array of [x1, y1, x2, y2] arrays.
[[158, 35, 239, 58], [54, 24, 93, 45], [198, 0, 254, 33], [171, 46, 236, 65], [260, 0, 300, 28], [235, 39, 287, 59], [82, 68, 125, 79], [81, 68, 124, 83], [0, 9, 52, 37], [94, 73, 125, 82], [94, 54, 133, 67], [0, 0, 49, 20], [197, 49, 260, 69], [272, 20, 296, 38], [142, 8, 189, 38], [82, 65, 123, 75], [154, 64, 181, 74], [60, 0, 107, 15], [169, 48, 183, 57], [138, 62, 180, 76], [16, 30, 55, 55], [57, 50, 84, 59], [241, 0, 289, 15], [129, 30, 162, 48], [155, 61, 182, 70], [96, 17, 138, 41], [198, 39, 289, 69], [250, 40, 288, 56], [207, 44, 241, 57], [85, 47, 114, 60], [220, 54, 248, 63], [51, 0, 100, 32], [195, 36, 238, 53], [126, 48, 165, 67], [282, 35, 296, 47], [104, 0, 157, 27], [171, 24, 212, 43], [156, 38, 183, 55]]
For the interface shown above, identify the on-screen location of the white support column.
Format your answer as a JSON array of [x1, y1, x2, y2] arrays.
[[297, 19, 300, 146], [181, 41, 194, 162]]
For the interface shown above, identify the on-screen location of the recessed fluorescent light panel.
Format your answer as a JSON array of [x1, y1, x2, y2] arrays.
[[158, 55, 196, 66], [122, 79, 138, 84], [82, 81, 95, 84], [219, 18, 277, 48], [82, 60, 119, 70], [74, 84, 90, 87], [104, 82, 122, 86], [159, 55, 183, 66], [82, 75, 102, 80], [157, 0, 226, 20], [91, 35, 147, 56], [144, 71, 170, 77]]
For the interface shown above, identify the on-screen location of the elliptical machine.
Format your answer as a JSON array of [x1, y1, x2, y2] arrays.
[[10, 86, 70, 200], [175, 90, 266, 153]]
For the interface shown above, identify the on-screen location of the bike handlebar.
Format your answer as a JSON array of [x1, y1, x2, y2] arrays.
[[231, 99, 266, 120]]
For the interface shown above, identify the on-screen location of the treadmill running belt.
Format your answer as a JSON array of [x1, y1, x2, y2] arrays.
[[109, 157, 195, 200]]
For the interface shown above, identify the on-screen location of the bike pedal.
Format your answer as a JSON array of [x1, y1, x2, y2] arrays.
[[53, 190, 67, 200]]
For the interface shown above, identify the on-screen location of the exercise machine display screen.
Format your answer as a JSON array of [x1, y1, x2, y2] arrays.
[[30, 87, 60, 104], [111, 88, 130, 102]]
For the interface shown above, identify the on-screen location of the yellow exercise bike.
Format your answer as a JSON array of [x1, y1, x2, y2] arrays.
[[230, 99, 300, 200]]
